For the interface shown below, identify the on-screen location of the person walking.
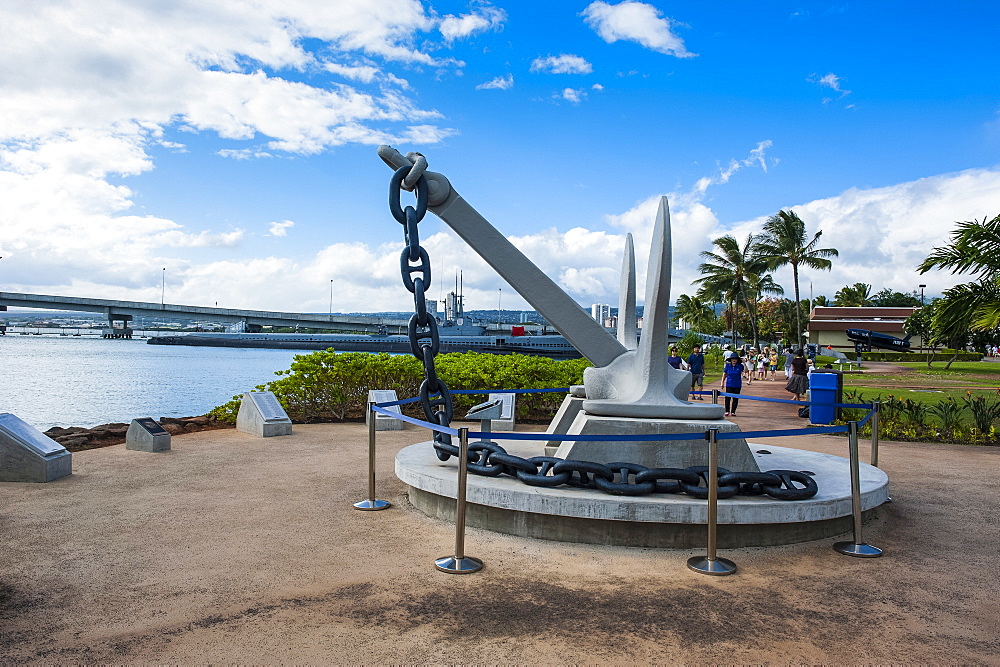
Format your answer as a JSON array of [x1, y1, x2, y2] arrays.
[[721, 354, 744, 417], [667, 346, 684, 370], [785, 349, 810, 401], [783, 347, 795, 379], [687, 344, 706, 400]]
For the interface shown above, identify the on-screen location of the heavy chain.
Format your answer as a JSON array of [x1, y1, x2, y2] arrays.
[[460, 441, 819, 500], [390, 158, 454, 455]]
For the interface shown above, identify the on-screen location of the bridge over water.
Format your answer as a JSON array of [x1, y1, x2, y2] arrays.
[[0, 291, 410, 335]]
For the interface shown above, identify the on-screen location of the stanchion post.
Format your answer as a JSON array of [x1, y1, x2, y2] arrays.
[[834, 420, 882, 557], [353, 401, 391, 511], [712, 389, 719, 405], [870, 401, 880, 467], [435, 427, 484, 573], [687, 428, 737, 576]]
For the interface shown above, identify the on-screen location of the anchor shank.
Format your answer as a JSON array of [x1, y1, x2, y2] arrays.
[[430, 189, 627, 367]]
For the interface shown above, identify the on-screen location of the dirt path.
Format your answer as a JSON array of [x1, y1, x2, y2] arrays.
[[1, 414, 997, 663]]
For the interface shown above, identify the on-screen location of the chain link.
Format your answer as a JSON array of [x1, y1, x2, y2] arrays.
[[390, 163, 452, 448], [439, 443, 819, 501]]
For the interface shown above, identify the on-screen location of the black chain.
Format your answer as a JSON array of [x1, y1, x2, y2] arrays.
[[390, 161, 454, 456], [457, 441, 818, 500], [387, 156, 817, 501]]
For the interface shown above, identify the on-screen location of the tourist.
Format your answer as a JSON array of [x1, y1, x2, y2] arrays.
[[757, 347, 769, 380], [744, 348, 755, 385], [667, 346, 684, 370], [687, 344, 705, 400], [721, 354, 744, 416], [722, 344, 734, 363], [769, 347, 779, 380], [783, 347, 795, 379], [785, 349, 810, 401]]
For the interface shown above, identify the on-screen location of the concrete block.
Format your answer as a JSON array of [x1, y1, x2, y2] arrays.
[[0, 413, 72, 482], [236, 392, 292, 437], [544, 395, 586, 454], [367, 390, 403, 431], [553, 412, 759, 472], [487, 392, 515, 431], [126, 418, 171, 452]]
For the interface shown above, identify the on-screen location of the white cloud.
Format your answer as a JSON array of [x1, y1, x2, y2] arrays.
[[808, 72, 852, 100], [439, 6, 506, 42], [476, 74, 514, 90], [581, 1, 695, 58], [560, 88, 586, 103], [741, 168, 1000, 299], [530, 54, 594, 75], [267, 220, 295, 237]]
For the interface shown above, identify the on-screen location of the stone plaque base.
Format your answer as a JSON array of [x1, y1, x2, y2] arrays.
[[553, 412, 759, 472], [0, 413, 73, 483], [236, 393, 292, 438], [125, 419, 171, 452]]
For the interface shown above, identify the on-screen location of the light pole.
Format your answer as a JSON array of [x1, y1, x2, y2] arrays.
[[497, 288, 502, 328], [329, 279, 334, 317], [918, 284, 926, 306], [161, 268, 165, 307]]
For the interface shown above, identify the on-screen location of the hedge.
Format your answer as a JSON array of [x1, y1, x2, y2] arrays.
[[210, 350, 592, 424], [858, 351, 983, 362]]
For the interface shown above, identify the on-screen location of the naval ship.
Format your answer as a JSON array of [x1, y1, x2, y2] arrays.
[[146, 321, 583, 358]]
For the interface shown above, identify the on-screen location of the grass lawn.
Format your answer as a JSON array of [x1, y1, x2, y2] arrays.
[[843, 360, 1000, 405]]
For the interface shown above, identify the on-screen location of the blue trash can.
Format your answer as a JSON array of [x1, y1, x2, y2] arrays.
[[809, 371, 841, 424]]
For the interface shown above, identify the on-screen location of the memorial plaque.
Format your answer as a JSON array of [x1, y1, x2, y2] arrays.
[[236, 392, 292, 437], [487, 393, 516, 430], [368, 390, 403, 431], [135, 417, 168, 435], [126, 417, 171, 452], [0, 412, 72, 482], [250, 392, 288, 422], [0, 413, 65, 457]]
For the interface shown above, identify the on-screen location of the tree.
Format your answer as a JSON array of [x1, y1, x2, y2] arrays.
[[870, 288, 920, 307], [694, 234, 768, 347], [812, 295, 830, 307], [755, 209, 838, 349], [834, 282, 873, 307], [673, 294, 716, 332], [918, 214, 1000, 331]]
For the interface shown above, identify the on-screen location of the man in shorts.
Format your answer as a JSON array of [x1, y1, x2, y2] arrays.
[[687, 344, 706, 400]]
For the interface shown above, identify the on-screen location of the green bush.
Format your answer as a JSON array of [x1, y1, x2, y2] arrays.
[[209, 350, 591, 424]]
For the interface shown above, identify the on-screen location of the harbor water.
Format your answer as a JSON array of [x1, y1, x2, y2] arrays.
[[0, 332, 301, 430]]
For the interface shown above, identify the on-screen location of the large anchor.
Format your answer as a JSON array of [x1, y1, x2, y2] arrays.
[[378, 146, 724, 421]]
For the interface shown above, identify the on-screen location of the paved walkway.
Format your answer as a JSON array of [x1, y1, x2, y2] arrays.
[[1, 398, 998, 663]]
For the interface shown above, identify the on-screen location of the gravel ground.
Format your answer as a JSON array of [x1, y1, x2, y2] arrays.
[[1, 402, 998, 663]]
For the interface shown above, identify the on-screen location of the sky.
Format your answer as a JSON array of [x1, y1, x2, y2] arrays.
[[1, 0, 998, 316]]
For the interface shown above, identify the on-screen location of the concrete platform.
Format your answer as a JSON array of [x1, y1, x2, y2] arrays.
[[396, 441, 889, 548]]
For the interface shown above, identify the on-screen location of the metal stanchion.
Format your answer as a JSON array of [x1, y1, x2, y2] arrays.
[[688, 428, 737, 576], [870, 401, 881, 467], [712, 389, 719, 405], [353, 401, 391, 511], [435, 427, 484, 574], [834, 420, 882, 557]]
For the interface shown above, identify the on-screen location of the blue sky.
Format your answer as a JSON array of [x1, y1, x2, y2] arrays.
[[1, 1, 998, 314]]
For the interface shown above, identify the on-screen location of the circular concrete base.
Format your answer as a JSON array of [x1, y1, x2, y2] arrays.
[[395, 441, 890, 548]]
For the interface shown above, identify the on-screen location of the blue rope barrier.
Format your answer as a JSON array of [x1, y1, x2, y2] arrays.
[[371, 405, 458, 436], [717, 391, 871, 409], [370, 388, 874, 443]]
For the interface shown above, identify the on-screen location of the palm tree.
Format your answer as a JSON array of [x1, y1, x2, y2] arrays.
[[919, 214, 1000, 331], [694, 234, 768, 347], [755, 210, 838, 348], [834, 282, 873, 307], [673, 294, 716, 332]]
